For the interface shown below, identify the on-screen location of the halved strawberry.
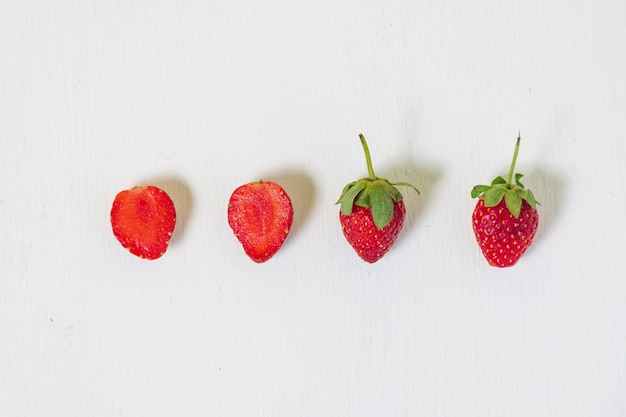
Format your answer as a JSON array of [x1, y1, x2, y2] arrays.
[[110, 185, 176, 260], [228, 180, 294, 263]]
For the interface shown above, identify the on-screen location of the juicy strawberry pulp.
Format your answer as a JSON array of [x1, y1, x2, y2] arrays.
[[110, 186, 176, 260], [472, 199, 539, 267], [340, 200, 406, 263], [228, 181, 293, 263]]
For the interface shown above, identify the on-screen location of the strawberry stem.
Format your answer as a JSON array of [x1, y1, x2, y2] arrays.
[[359, 134, 376, 179], [506, 133, 521, 185]]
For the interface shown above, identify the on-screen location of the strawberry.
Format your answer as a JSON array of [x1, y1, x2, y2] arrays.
[[471, 134, 539, 267], [228, 180, 294, 263], [336, 134, 419, 263], [110, 185, 176, 260]]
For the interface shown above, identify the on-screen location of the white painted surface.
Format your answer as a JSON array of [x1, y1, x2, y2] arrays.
[[1, 0, 625, 415]]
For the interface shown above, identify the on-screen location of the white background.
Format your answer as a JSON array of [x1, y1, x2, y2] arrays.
[[2, 0, 625, 416]]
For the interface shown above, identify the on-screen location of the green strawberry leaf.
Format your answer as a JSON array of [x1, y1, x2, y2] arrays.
[[471, 184, 490, 199], [380, 181, 404, 202], [523, 188, 538, 209], [515, 173, 524, 187], [339, 181, 356, 196], [354, 186, 371, 207], [483, 186, 505, 207], [371, 186, 394, 229], [338, 182, 366, 215], [516, 188, 528, 201], [491, 176, 506, 186], [514, 184, 538, 210], [391, 181, 421, 196], [504, 190, 522, 218]]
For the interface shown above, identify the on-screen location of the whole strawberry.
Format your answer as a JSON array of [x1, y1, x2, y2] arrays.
[[336, 134, 419, 263], [110, 185, 176, 260], [471, 134, 539, 267]]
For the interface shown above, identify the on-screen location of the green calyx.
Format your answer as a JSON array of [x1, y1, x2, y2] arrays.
[[336, 134, 420, 230], [471, 133, 538, 218]]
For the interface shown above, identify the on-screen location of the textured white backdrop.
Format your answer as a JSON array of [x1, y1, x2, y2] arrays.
[[1, 0, 625, 416]]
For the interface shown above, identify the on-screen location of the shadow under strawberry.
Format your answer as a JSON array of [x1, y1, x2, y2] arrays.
[[523, 166, 567, 254], [379, 162, 442, 248]]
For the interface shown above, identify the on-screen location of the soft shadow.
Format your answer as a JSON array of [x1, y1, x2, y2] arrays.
[[257, 169, 317, 243], [524, 166, 568, 253], [378, 161, 442, 245], [150, 176, 194, 245], [372, 115, 444, 243]]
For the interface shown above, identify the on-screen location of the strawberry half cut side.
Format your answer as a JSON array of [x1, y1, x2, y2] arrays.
[[110, 185, 177, 260], [228, 180, 294, 263]]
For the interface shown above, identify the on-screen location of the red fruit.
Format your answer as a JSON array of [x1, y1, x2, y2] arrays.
[[336, 134, 419, 263], [471, 133, 539, 267], [110, 185, 176, 260], [228, 180, 294, 263]]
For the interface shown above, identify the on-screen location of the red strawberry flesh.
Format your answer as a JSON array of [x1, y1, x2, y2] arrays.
[[228, 181, 293, 263], [110, 186, 176, 260]]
